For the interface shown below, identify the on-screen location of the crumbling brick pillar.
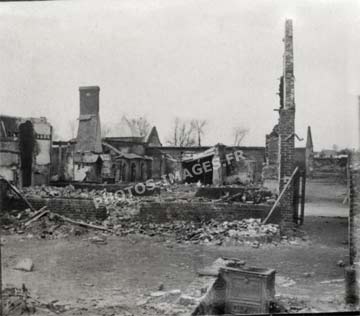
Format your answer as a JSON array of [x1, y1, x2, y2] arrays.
[[278, 19, 296, 231], [278, 109, 295, 229]]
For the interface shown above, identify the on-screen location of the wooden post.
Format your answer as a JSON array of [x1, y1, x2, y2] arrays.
[[263, 167, 299, 224], [300, 170, 306, 225], [0, 179, 6, 316]]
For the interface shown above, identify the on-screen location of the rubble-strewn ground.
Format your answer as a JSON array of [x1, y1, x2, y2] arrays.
[[1, 180, 354, 315]]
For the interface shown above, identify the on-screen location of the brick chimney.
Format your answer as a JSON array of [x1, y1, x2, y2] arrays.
[[278, 19, 296, 230], [75, 86, 102, 153]]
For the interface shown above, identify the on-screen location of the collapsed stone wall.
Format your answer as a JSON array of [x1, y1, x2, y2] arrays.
[[139, 202, 276, 223], [3, 195, 107, 222]]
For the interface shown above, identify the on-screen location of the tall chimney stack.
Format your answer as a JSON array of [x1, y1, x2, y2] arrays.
[[278, 19, 296, 231], [283, 19, 295, 110], [75, 86, 102, 153]]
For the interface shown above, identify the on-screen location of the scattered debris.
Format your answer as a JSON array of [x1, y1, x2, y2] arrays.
[[3, 285, 36, 316], [114, 218, 280, 245]]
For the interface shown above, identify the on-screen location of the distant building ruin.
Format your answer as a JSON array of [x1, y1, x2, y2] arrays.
[[49, 20, 312, 194], [0, 115, 52, 186]]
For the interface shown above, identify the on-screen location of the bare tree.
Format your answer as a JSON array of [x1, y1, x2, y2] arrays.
[[191, 119, 207, 146], [233, 127, 249, 146], [128, 116, 151, 137], [167, 117, 196, 147]]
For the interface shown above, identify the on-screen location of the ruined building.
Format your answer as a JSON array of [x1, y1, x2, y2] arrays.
[[51, 19, 312, 189], [0, 115, 52, 186], [52, 86, 162, 183], [262, 19, 301, 228]]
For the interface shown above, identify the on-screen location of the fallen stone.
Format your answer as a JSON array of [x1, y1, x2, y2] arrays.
[[14, 258, 34, 272], [337, 260, 345, 267]]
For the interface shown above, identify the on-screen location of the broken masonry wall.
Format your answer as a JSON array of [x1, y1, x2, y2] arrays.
[[139, 202, 276, 223], [230, 147, 265, 183], [263, 126, 280, 192], [0, 138, 20, 183], [50, 141, 74, 181], [5, 196, 107, 222], [0, 115, 52, 186], [265, 125, 279, 166], [32, 118, 52, 185], [225, 159, 256, 185], [223, 148, 256, 185]]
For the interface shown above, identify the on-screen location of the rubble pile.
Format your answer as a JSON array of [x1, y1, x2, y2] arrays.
[[19, 184, 130, 200], [3, 285, 68, 316], [115, 218, 280, 245], [1, 209, 89, 239], [3, 285, 36, 316], [3, 184, 283, 243]]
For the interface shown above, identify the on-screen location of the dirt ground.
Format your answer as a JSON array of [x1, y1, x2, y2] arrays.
[[2, 180, 353, 315]]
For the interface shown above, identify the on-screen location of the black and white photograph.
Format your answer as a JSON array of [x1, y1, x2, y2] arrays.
[[0, 0, 360, 315]]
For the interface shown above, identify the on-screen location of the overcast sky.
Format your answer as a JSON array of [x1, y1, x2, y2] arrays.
[[0, 0, 359, 150]]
